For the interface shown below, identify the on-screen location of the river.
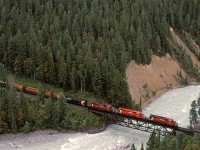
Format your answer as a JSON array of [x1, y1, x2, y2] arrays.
[[0, 85, 200, 150]]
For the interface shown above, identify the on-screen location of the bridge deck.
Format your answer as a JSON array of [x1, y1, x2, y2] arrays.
[[67, 101, 199, 136]]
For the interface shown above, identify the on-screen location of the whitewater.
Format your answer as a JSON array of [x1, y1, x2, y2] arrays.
[[0, 85, 200, 150]]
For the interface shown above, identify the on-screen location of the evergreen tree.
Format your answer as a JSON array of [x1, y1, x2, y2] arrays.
[[176, 133, 184, 150], [0, 63, 7, 81], [146, 131, 159, 150], [131, 143, 137, 150], [71, 66, 76, 92], [0, 0, 200, 118], [169, 139, 177, 150], [197, 94, 200, 117], [189, 100, 198, 126], [51, 101, 60, 128], [22, 121, 31, 133], [141, 142, 144, 150]]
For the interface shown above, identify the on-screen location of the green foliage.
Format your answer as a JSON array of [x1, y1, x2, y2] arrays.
[[151, 94, 200, 150], [146, 131, 161, 150], [190, 100, 198, 126], [0, 90, 103, 134], [0, 0, 199, 107], [145, 133, 200, 150], [0, 63, 7, 81], [0, 0, 199, 110], [21, 121, 31, 133], [189, 94, 200, 127], [141, 142, 144, 150], [131, 143, 136, 150], [173, 47, 200, 82], [177, 70, 189, 85]]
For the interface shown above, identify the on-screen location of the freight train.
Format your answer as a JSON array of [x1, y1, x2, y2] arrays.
[[66, 97, 178, 128], [0, 79, 178, 128], [0, 80, 59, 99]]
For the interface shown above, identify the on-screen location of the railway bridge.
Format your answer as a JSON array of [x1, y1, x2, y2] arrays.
[[67, 101, 199, 136]]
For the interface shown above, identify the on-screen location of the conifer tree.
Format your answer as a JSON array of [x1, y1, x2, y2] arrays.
[[131, 143, 136, 150], [197, 94, 200, 117], [141, 142, 144, 150], [71, 66, 76, 92], [189, 100, 198, 126]]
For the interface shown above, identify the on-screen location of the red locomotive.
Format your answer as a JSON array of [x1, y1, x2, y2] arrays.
[[119, 107, 145, 119], [92, 102, 117, 112], [149, 114, 178, 127]]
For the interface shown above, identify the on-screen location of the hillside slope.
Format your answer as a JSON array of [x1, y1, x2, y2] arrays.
[[126, 28, 200, 107]]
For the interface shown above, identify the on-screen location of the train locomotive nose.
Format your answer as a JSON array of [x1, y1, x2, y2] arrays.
[[81, 101, 86, 106], [67, 98, 72, 101]]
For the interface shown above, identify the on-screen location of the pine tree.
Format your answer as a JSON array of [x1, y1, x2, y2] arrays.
[[131, 143, 136, 150], [135, 25, 144, 64], [51, 101, 60, 128], [1, 7, 6, 25], [22, 121, 31, 133], [141, 142, 144, 150], [0, 63, 7, 81], [176, 133, 184, 150], [169, 139, 177, 150], [189, 100, 198, 126], [71, 66, 76, 92], [92, 61, 102, 97], [10, 92, 18, 133], [197, 94, 200, 117], [146, 131, 157, 150]]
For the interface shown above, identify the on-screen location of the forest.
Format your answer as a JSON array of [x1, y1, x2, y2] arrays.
[[0, 0, 200, 106], [0, 1, 200, 149], [0, 86, 103, 133]]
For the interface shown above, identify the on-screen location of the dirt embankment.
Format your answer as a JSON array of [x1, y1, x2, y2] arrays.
[[126, 28, 200, 108], [126, 54, 186, 107]]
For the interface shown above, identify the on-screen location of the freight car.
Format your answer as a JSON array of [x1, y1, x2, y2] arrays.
[[44, 91, 51, 98], [12, 83, 24, 91], [44, 91, 59, 99], [119, 107, 145, 119], [149, 114, 178, 127], [23, 86, 40, 95], [0, 80, 59, 99], [53, 92, 59, 99], [66, 97, 87, 106]]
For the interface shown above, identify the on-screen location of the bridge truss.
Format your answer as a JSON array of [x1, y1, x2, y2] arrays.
[[116, 118, 175, 136], [88, 107, 197, 136]]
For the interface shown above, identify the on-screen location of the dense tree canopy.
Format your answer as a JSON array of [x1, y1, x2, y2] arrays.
[[145, 132, 200, 150], [0, 89, 102, 133], [0, 0, 200, 103]]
